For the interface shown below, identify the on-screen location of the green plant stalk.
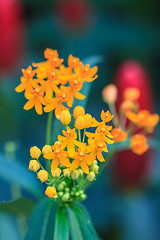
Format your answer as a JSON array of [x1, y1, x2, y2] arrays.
[[46, 111, 53, 145]]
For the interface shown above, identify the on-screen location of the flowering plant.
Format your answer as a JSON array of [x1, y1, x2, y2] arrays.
[[13, 49, 160, 239]]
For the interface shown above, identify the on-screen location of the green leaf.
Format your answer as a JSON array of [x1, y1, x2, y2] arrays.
[[67, 207, 83, 240], [0, 153, 42, 198], [68, 202, 100, 240], [52, 55, 104, 143], [25, 198, 56, 240], [0, 213, 21, 240], [0, 198, 36, 218], [54, 206, 69, 240]]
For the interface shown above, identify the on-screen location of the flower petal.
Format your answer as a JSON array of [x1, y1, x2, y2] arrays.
[[51, 157, 59, 171], [81, 160, 89, 174], [67, 141, 75, 157], [70, 159, 80, 170], [97, 152, 105, 162], [23, 100, 34, 110], [60, 155, 71, 167]]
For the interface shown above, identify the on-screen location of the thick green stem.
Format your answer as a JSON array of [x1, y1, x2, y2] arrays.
[[46, 111, 53, 145]]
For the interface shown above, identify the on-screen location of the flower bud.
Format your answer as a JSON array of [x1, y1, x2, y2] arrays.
[[75, 116, 85, 129], [90, 165, 99, 174], [80, 194, 86, 200], [57, 184, 64, 191], [30, 146, 41, 159], [102, 84, 118, 104], [29, 160, 40, 172], [86, 172, 95, 181], [45, 186, 57, 199], [131, 134, 149, 155], [83, 114, 92, 128], [58, 192, 63, 197], [92, 160, 98, 165], [73, 106, 85, 119], [60, 110, 71, 125], [78, 169, 83, 177], [62, 193, 70, 201], [65, 187, 70, 192], [61, 181, 66, 186], [71, 170, 79, 180], [37, 170, 48, 182], [51, 168, 61, 178], [63, 168, 71, 177], [42, 145, 52, 155]]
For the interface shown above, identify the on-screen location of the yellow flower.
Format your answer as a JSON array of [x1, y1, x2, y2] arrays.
[[24, 87, 46, 115], [73, 106, 85, 118], [91, 110, 114, 127], [78, 63, 98, 82], [30, 146, 41, 159], [58, 127, 82, 157], [70, 144, 94, 174], [63, 168, 71, 177], [63, 77, 85, 107], [75, 116, 85, 130], [83, 114, 92, 128], [42, 145, 52, 155], [45, 186, 57, 199], [51, 168, 61, 178], [37, 170, 48, 182], [44, 89, 69, 119], [43, 141, 70, 171], [87, 138, 108, 162], [86, 172, 95, 181], [29, 160, 40, 172]]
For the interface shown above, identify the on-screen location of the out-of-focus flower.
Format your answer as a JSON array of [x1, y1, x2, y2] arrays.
[[111, 128, 127, 142], [123, 87, 140, 101], [102, 84, 118, 104], [131, 135, 149, 155], [120, 99, 135, 113]]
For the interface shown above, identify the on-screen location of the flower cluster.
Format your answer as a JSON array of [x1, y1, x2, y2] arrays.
[[29, 106, 114, 201], [15, 49, 98, 118], [102, 85, 159, 155]]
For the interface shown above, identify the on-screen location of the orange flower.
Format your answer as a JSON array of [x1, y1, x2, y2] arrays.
[[58, 127, 82, 157], [68, 54, 81, 69], [123, 87, 140, 101], [23, 87, 46, 115], [120, 100, 135, 113], [77, 63, 98, 82], [92, 110, 114, 127], [15, 66, 37, 93], [126, 110, 159, 130], [43, 141, 70, 170], [86, 123, 114, 145], [73, 106, 85, 118], [63, 77, 85, 107], [44, 89, 69, 119], [44, 48, 63, 67], [87, 138, 108, 162], [70, 144, 93, 174], [131, 134, 149, 155], [111, 128, 127, 142]]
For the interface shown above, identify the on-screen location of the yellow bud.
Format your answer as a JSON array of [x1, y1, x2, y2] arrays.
[[63, 169, 71, 177], [90, 165, 99, 174], [75, 116, 85, 130], [60, 110, 71, 125], [92, 160, 98, 165], [37, 170, 48, 182], [45, 186, 57, 198], [71, 170, 79, 180], [42, 145, 52, 155], [86, 172, 95, 181], [30, 146, 41, 159], [29, 160, 40, 172], [83, 114, 92, 128], [51, 168, 61, 178], [73, 106, 85, 119]]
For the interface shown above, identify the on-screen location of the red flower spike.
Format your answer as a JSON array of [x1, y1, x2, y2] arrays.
[[112, 60, 155, 189]]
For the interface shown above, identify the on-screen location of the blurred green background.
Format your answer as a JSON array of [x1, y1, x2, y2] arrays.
[[0, 0, 160, 239]]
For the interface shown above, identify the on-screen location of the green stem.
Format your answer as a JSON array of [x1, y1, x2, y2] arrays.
[[78, 130, 81, 142], [82, 129, 86, 143], [46, 111, 53, 145], [108, 103, 119, 128]]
